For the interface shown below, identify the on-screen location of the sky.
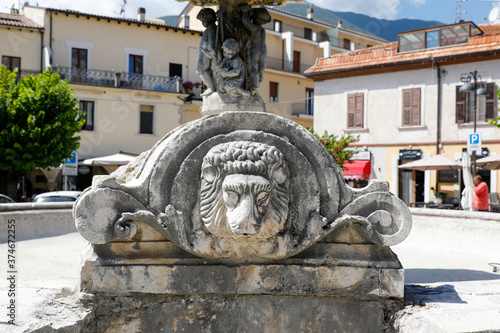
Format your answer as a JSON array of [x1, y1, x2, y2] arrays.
[[1, 0, 500, 24]]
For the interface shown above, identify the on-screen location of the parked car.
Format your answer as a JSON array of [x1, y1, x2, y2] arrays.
[[0, 194, 15, 204], [33, 191, 82, 203]]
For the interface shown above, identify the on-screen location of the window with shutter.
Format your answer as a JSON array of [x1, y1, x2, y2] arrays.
[[140, 104, 154, 134], [347, 93, 363, 129], [486, 82, 498, 120], [456, 83, 497, 123], [402, 88, 421, 126], [456, 85, 466, 124], [79, 101, 94, 131], [270, 82, 279, 102]]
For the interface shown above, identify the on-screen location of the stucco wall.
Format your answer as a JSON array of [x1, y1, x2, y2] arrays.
[[75, 86, 184, 157], [0, 25, 42, 71]]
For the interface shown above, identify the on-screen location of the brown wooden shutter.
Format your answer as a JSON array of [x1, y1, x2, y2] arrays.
[[402, 88, 421, 126], [347, 94, 355, 128], [456, 85, 466, 124], [411, 88, 421, 126], [293, 51, 301, 73], [402, 90, 411, 126], [270, 82, 278, 101], [485, 82, 497, 120], [343, 38, 351, 50], [355, 93, 364, 127]]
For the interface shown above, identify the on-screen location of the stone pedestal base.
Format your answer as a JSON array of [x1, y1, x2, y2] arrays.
[[79, 242, 405, 332], [88, 293, 403, 332]]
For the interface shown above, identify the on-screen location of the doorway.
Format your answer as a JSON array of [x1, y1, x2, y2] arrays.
[[399, 165, 425, 205]]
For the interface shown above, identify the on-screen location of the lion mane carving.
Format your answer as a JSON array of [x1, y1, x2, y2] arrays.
[[200, 141, 290, 238]]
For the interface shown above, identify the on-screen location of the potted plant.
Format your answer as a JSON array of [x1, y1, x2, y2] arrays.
[[435, 191, 447, 204], [182, 81, 194, 93]]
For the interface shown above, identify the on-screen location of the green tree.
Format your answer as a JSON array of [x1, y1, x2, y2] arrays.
[[308, 128, 359, 170], [0, 66, 84, 200], [488, 89, 500, 128]]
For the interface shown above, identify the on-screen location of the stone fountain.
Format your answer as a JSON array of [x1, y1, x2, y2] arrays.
[[74, 0, 412, 331]]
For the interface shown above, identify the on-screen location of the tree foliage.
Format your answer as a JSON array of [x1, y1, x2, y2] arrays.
[[0, 66, 84, 199], [488, 89, 500, 128], [308, 128, 359, 170]]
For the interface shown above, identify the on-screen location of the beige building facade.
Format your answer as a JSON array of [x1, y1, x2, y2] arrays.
[[2, 6, 202, 194]]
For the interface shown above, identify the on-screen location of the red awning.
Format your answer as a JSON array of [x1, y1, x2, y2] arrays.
[[343, 160, 371, 180]]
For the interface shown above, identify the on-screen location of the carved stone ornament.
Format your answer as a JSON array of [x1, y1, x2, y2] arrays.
[[192, 0, 273, 114], [200, 141, 290, 237], [74, 112, 412, 262]]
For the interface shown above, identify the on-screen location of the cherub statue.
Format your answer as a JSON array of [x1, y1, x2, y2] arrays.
[[218, 38, 250, 97], [236, 5, 271, 95], [196, 8, 218, 97]]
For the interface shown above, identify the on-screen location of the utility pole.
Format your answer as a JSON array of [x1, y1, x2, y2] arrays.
[[455, 0, 468, 22]]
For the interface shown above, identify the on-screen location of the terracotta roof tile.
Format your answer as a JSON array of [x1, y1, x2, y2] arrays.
[[0, 12, 42, 29], [479, 24, 500, 36], [306, 24, 500, 77], [39, 7, 200, 33]]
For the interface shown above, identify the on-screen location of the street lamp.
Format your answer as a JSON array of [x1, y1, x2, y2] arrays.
[[459, 70, 489, 176]]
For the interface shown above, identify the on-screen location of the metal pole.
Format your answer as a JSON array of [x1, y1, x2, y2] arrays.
[[436, 62, 442, 155], [473, 70, 477, 177], [473, 70, 477, 134]]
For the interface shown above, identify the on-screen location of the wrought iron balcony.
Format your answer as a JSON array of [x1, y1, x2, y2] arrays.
[[266, 57, 313, 75], [19, 69, 41, 78], [51, 66, 181, 93]]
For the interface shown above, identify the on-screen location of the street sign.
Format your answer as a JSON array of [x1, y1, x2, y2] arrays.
[[399, 149, 422, 160], [467, 133, 482, 155], [460, 73, 472, 83], [63, 152, 78, 176], [351, 151, 371, 160]]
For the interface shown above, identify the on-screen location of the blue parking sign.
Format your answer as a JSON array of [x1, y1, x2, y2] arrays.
[[65, 152, 77, 165], [467, 133, 481, 155], [469, 134, 480, 145]]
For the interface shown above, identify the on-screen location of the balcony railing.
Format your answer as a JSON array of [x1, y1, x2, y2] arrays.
[[292, 102, 314, 116], [51, 66, 181, 93], [19, 69, 41, 78], [266, 57, 312, 75], [316, 31, 371, 50], [264, 21, 318, 41], [264, 23, 372, 51]]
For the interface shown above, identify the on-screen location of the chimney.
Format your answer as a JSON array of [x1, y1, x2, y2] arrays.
[[137, 7, 146, 22], [307, 7, 314, 20], [11, 8, 19, 15], [338, 20, 343, 28]]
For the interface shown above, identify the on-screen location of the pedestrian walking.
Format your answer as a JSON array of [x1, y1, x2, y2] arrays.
[[472, 175, 489, 211]]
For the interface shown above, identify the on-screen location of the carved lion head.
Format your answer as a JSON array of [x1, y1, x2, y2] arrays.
[[200, 141, 289, 238]]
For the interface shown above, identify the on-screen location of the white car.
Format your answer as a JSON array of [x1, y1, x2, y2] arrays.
[[0, 194, 15, 204], [34, 191, 82, 203]]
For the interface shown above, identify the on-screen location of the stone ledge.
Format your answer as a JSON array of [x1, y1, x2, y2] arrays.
[[80, 247, 404, 298]]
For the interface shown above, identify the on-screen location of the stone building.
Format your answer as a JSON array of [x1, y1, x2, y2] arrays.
[[306, 22, 500, 204]]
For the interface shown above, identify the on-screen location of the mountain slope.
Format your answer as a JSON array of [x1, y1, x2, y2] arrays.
[[157, 15, 180, 26], [273, 2, 443, 41]]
